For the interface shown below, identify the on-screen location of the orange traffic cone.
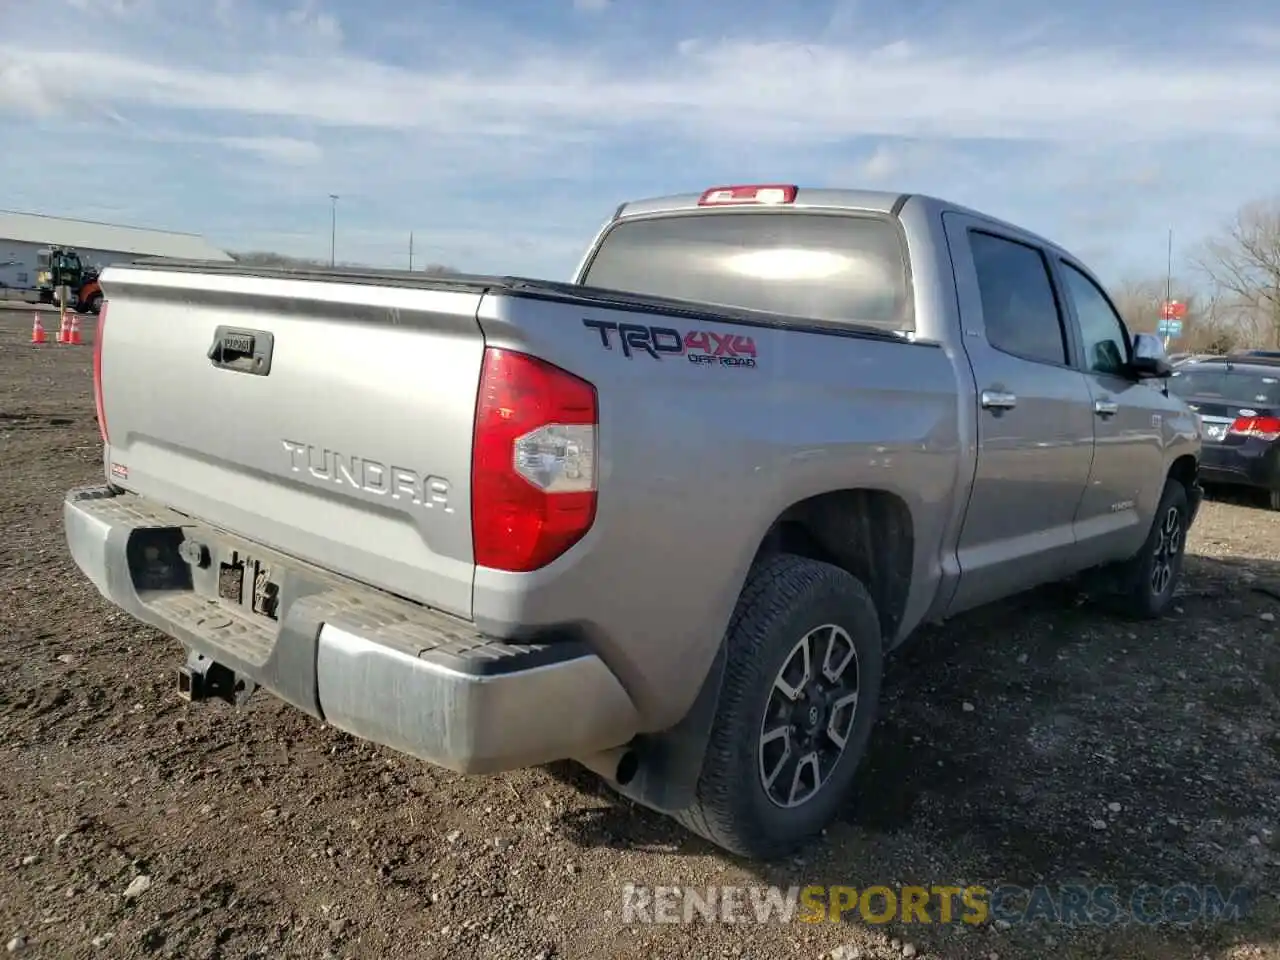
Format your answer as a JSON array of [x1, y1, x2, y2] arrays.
[[68, 315, 83, 345], [31, 314, 48, 344], [56, 313, 69, 343]]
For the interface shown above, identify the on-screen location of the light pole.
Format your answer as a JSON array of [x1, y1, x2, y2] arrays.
[[1163, 227, 1172, 351], [329, 194, 339, 267]]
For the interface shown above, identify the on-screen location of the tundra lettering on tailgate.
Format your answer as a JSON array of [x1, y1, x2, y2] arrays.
[[583, 319, 757, 368], [282, 440, 452, 511]]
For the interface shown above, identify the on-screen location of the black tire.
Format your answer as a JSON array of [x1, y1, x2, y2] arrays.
[[1110, 479, 1189, 619], [673, 553, 883, 860], [1267, 489, 1280, 512], [87, 293, 103, 315]]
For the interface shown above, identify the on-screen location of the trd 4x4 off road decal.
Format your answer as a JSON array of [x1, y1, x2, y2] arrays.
[[582, 319, 757, 368]]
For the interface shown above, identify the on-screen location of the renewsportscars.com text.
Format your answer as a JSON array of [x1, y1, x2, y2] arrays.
[[620, 883, 1253, 927]]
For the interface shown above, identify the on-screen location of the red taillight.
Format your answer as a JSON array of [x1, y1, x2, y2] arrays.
[[471, 348, 598, 572], [1229, 415, 1280, 441], [697, 184, 798, 206], [93, 302, 109, 444]]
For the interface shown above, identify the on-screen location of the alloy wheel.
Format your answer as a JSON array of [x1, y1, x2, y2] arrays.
[[758, 624, 861, 809], [1150, 505, 1184, 597]]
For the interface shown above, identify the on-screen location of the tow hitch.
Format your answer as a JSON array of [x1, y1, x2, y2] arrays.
[[177, 650, 257, 706]]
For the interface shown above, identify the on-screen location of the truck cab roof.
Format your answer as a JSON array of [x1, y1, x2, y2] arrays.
[[610, 187, 1081, 271]]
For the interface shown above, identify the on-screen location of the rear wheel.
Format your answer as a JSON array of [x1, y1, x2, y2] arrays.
[[673, 553, 883, 859], [87, 292, 103, 315], [1267, 490, 1280, 512]]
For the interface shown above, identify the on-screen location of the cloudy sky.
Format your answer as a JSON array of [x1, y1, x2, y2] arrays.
[[2, 0, 1278, 283]]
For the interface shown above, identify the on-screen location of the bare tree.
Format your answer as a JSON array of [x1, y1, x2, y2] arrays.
[[1109, 276, 1209, 349], [1194, 198, 1280, 347], [229, 251, 461, 274], [1182, 292, 1245, 354], [1111, 277, 1166, 334], [229, 251, 330, 269]]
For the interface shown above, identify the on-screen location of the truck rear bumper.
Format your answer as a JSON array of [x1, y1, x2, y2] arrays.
[[63, 485, 639, 774]]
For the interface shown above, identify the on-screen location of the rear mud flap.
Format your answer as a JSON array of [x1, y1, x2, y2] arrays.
[[610, 642, 728, 815]]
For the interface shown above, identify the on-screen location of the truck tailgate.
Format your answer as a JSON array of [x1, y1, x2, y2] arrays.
[[96, 265, 485, 620]]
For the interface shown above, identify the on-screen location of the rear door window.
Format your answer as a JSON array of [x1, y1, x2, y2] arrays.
[[582, 211, 913, 333], [968, 231, 1069, 366]]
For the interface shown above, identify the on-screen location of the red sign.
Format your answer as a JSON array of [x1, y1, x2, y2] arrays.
[[1160, 300, 1187, 320]]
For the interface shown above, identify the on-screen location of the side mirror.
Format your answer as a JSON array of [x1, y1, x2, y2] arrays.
[[1130, 333, 1173, 379]]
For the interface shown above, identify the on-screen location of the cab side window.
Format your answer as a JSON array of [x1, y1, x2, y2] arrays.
[[969, 231, 1069, 366], [1059, 262, 1129, 376]]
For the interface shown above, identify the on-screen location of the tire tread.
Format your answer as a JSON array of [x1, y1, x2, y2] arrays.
[[673, 553, 881, 858]]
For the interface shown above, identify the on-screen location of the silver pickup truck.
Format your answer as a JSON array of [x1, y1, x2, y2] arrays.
[[65, 185, 1201, 859]]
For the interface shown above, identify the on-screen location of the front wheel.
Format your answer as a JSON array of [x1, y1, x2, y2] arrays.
[[1110, 479, 1189, 619], [673, 553, 884, 859]]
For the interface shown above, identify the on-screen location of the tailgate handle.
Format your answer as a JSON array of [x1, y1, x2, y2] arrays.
[[208, 326, 273, 376]]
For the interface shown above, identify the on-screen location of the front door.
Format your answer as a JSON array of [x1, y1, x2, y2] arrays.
[[1052, 257, 1168, 564], [942, 213, 1097, 615]]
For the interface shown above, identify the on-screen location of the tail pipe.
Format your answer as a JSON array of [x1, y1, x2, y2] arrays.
[[574, 745, 639, 786]]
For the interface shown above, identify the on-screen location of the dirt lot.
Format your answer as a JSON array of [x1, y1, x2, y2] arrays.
[[0, 314, 1277, 960]]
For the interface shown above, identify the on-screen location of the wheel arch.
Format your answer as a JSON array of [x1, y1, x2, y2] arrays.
[[1168, 453, 1197, 492], [750, 488, 916, 646], [1168, 452, 1201, 524], [608, 486, 914, 817]]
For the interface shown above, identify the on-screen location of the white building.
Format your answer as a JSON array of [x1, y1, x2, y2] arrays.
[[0, 210, 232, 290]]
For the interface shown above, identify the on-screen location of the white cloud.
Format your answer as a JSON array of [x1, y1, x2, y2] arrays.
[[2, 34, 1279, 147], [217, 135, 323, 165], [827, 140, 962, 191], [857, 145, 901, 181], [1232, 24, 1280, 50], [64, 0, 143, 14], [283, 0, 343, 42], [2, 0, 1278, 280], [0, 62, 61, 116], [823, 0, 860, 37]]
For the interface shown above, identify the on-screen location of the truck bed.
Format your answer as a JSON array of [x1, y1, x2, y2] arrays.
[[116, 258, 915, 343]]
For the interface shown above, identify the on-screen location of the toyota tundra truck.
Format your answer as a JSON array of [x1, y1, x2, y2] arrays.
[[64, 185, 1202, 859]]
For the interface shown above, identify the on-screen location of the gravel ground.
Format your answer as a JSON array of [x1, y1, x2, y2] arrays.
[[0, 314, 1277, 960]]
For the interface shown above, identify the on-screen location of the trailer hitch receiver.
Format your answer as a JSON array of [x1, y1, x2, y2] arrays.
[[177, 651, 257, 706]]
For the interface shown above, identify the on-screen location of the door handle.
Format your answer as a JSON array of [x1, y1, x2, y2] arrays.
[[980, 390, 1017, 411], [1094, 399, 1119, 417]]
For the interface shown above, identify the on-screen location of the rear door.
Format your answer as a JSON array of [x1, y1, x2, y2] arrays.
[[943, 213, 1096, 614], [1052, 256, 1166, 564]]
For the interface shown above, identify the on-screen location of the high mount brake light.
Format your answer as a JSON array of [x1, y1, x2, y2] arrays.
[[1229, 415, 1280, 441], [93, 302, 109, 445], [697, 184, 798, 206], [471, 348, 598, 573]]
